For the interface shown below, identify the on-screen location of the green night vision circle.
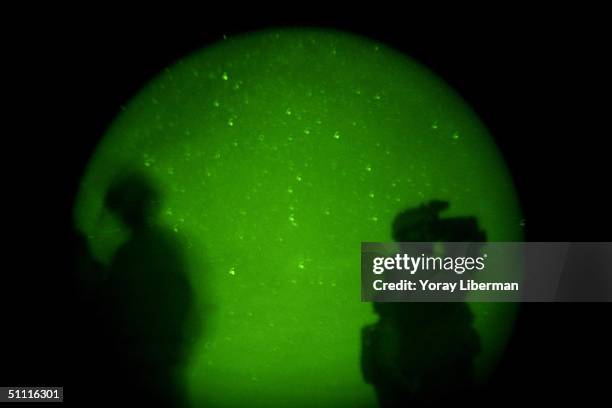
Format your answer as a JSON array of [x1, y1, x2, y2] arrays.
[[74, 28, 523, 407]]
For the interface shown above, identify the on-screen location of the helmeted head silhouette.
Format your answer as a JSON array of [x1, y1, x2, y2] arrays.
[[105, 172, 160, 228]]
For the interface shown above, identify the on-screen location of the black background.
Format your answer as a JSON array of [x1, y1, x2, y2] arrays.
[[4, 8, 611, 406]]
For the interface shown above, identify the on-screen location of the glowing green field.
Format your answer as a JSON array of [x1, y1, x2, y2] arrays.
[[74, 28, 522, 407]]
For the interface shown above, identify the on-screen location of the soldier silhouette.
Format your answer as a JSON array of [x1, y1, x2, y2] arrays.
[[362, 201, 483, 407], [100, 172, 197, 407]]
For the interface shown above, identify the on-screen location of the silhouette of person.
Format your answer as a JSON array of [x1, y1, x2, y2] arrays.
[[99, 172, 196, 407], [362, 201, 483, 407]]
